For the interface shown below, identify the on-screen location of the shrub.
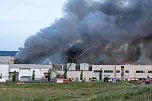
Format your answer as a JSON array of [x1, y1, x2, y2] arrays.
[[32, 70, 35, 81], [104, 77, 109, 82], [12, 71, 16, 83], [80, 70, 83, 80]]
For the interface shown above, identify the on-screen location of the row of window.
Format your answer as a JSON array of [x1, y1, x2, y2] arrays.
[[136, 71, 152, 73], [94, 70, 102, 73], [18, 68, 152, 74], [94, 70, 113, 73], [94, 70, 152, 73], [104, 70, 113, 73]]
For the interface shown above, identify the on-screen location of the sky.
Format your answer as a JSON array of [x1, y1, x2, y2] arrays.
[[0, 0, 66, 51]]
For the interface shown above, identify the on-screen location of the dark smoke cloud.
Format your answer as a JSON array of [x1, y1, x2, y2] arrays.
[[15, 0, 152, 65]]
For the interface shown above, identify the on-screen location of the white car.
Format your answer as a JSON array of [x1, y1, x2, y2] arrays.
[[0, 79, 6, 83]]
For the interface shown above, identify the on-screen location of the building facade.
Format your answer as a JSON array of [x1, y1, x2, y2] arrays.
[[0, 55, 152, 82], [4, 64, 152, 81]]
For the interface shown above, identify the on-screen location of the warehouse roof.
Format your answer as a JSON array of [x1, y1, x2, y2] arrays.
[[0, 51, 18, 56]]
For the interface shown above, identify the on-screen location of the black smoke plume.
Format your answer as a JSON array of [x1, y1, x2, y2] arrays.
[[15, 0, 152, 65]]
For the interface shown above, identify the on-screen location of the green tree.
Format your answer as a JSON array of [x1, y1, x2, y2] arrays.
[[104, 77, 109, 82], [99, 69, 102, 81], [12, 71, 16, 83], [80, 70, 83, 80], [48, 70, 51, 82], [63, 68, 67, 79], [32, 70, 35, 82]]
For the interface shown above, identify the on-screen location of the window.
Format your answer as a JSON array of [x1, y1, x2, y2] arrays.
[[104, 70, 113, 73], [94, 70, 102, 73], [116, 70, 120, 73], [148, 71, 152, 73], [136, 71, 144, 73], [89, 65, 92, 71], [125, 70, 129, 73], [76, 64, 80, 71], [104, 75, 110, 77]]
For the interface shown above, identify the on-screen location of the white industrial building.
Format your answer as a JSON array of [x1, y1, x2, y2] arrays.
[[0, 56, 152, 82], [9, 64, 52, 81], [92, 65, 152, 81]]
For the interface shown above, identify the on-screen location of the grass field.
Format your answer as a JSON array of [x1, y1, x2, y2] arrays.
[[0, 82, 152, 101]]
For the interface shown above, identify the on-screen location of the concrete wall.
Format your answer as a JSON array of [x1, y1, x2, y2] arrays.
[[0, 56, 14, 64], [49, 70, 92, 82], [92, 65, 116, 80], [67, 71, 92, 81], [0, 64, 9, 80]]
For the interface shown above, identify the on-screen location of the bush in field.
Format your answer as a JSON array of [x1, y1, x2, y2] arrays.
[[48, 70, 51, 81], [99, 69, 102, 81], [104, 77, 109, 82], [12, 71, 16, 83], [80, 70, 83, 80], [63, 68, 67, 79], [129, 80, 138, 85]]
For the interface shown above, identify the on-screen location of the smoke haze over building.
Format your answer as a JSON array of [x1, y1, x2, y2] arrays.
[[15, 0, 152, 65]]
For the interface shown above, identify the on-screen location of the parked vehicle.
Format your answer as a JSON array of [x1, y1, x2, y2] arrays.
[[0, 79, 6, 83], [17, 81, 25, 85], [144, 79, 152, 84], [89, 77, 97, 83], [63, 79, 69, 83]]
